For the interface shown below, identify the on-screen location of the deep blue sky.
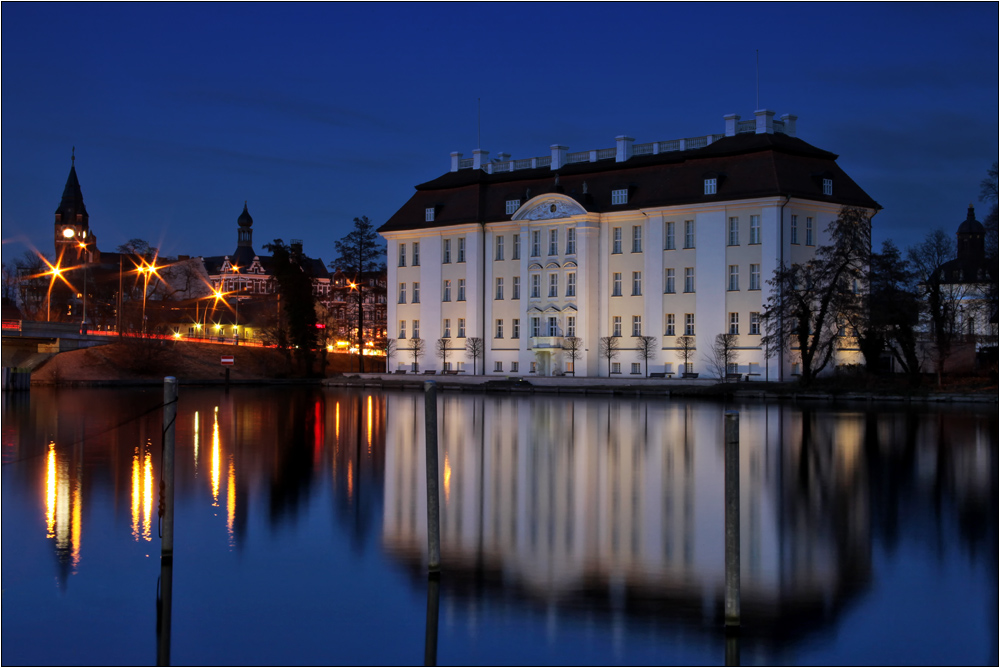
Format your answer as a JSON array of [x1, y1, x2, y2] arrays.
[[2, 3, 997, 264]]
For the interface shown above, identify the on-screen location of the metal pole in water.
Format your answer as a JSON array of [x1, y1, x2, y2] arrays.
[[724, 410, 740, 628], [424, 381, 441, 573], [424, 574, 440, 666], [162, 377, 177, 560]]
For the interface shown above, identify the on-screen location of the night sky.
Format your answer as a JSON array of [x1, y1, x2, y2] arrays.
[[2, 3, 997, 265]]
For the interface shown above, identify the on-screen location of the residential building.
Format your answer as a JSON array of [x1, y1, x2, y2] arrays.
[[378, 110, 879, 378]]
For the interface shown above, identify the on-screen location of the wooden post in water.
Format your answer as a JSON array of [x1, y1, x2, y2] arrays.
[[162, 377, 177, 560], [424, 381, 441, 573], [724, 410, 740, 628]]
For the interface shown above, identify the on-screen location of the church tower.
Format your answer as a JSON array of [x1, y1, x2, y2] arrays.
[[53, 149, 97, 263], [231, 201, 257, 267]]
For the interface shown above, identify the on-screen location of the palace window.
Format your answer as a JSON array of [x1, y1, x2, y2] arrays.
[[548, 273, 558, 298], [398, 283, 406, 304], [457, 279, 466, 301], [665, 221, 676, 250], [531, 230, 541, 257], [749, 312, 760, 335], [684, 313, 695, 336], [632, 271, 642, 296], [443, 319, 451, 338], [567, 316, 576, 337], [612, 272, 622, 297], [612, 188, 628, 205], [750, 215, 760, 244], [413, 242, 420, 265], [512, 276, 520, 299], [684, 220, 695, 248], [823, 178, 833, 196], [664, 268, 675, 294], [457, 237, 465, 262], [704, 178, 717, 194], [665, 313, 675, 336], [399, 320, 406, 339], [513, 234, 521, 260], [495, 235, 504, 261], [728, 217, 739, 246], [632, 315, 642, 337], [495, 319, 504, 338], [566, 228, 577, 254], [790, 215, 799, 244], [632, 225, 642, 253], [728, 265, 739, 291], [412, 282, 420, 303], [729, 312, 739, 335], [442, 280, 451, 302], [612, 227, 622, 254], [495, 277, 504, 300], [442, 239, 451, 263], [512, 318, 520, 339], [530, 274, 540, 298], [458, 318, 466, 338], [506, 199, 520, 215], [566, 272, 576, 297], [548, 229, 558, 256], [684, 267, 695, 293], [612, 316, 622, 337], [398, 243, 406, 267], [749, 264, 760, 290], [806, 217, 815, 246], [425, 208, 435, 222]]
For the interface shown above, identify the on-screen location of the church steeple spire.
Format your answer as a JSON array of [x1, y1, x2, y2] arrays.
[[54, 149, 94, 258]]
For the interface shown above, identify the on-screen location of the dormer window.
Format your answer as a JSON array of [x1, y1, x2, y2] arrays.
[[612, 189, 628, 205], [823, 178, 833, 196], [506, 199, 520, 215], [425, 207, 435, 222], [704, 178, 717, 195]]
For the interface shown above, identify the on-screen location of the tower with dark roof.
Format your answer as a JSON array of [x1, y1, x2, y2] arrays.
[[54, 149, 97, 262], [956, 204, 986, 265], [231, 201, 257, 268]]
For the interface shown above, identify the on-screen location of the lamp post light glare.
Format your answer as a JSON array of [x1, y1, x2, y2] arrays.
[[45, 264, 64, 322], [78, 240, 89, 331]]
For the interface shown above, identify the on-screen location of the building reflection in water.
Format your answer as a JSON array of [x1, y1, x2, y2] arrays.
[[383, 395, 883, 633], [45, 440, 84, 571], [130, 441, 154, 542]]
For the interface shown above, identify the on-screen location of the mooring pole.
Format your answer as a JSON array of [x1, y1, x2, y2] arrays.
[[162, 377, 177, 560], [424, 381, 441, 573], [424, 574, 440, 666], [724, 410, 740, 628]]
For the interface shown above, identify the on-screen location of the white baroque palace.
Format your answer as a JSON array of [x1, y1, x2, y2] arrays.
[[379, 111, 880, 379]]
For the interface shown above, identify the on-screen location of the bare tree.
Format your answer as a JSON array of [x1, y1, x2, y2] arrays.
[[908, 228, 964, 385], [599, 336, 620, 376], [634, 335, 657, 377], [374, 336, 396, 372], [436, 337, 450, 370], [676, 335, 696, 376], [707, 333, 739, 380], [331, 216, 386, 373], [408, 337, 425, 372], [762, 206, 871, 385], [465, 336, 484, 375], [563, 336, 583, 376]]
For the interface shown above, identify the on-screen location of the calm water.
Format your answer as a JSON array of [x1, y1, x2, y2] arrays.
[[2, 386, 996, 666]]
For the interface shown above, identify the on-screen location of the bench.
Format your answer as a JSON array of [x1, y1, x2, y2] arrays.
[[442, 369, 459, 375], [393, 370, 407, 375], [725, 373, 744, 382], [649, 372, 673, 378], [681, 372, 699, 379], [423, 370, 437, 375], [746, 373, 761, 381]]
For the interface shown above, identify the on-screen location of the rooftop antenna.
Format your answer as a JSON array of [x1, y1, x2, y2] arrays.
[[755, 49, 759, 109], [72, 146, 75, 165], [477, 97, 481, 149]]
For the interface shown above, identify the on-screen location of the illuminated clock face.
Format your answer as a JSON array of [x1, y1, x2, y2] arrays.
[[62, 227, 76, 238]]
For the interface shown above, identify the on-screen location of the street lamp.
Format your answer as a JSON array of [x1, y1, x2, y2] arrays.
[[232, 265, 240, 346], [78, 240, 88, 332], [137, 261, 159, 337], [45, 264, 64, 322]]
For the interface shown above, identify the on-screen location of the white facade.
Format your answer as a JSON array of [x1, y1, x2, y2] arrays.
[[381, 113, 876, 379]]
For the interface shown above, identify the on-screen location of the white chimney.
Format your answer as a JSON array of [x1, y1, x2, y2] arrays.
[[473, 149, 489, 170], [615, 135, 634, 162], [550, 145, 568, 170], [780, 113, 797, 137], [450, 152, 462, 172], [724, 114, 740, 137], [755, 109, 775, 134]]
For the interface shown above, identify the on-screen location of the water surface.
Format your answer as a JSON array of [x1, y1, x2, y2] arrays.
[[2, 387, 996, 665]]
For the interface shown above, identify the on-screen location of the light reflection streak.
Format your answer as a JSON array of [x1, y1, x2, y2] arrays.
[[227, 455, 236, 548], [211, 406, 220, 506], [367, 395, 373, 452], [130, 443, 155, 542], [347, 460, 353, 499], [46, 443, 56, 538], [71, 476, 82, 569], [443, 453, 451, 503], [131, 448, 141, 539], [193, 411, 200, 474]]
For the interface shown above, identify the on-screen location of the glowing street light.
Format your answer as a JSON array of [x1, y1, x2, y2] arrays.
[[45, 264, 64, 322], [78, 240, 89, 332], [136, 261, 161, 337]]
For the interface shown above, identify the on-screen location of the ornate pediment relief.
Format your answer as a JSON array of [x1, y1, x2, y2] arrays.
[[512, 194, 587, 221]]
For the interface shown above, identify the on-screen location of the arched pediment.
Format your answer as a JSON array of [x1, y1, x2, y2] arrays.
[[545, 262, 561, 270], [512, 193, 587, 221], [563, 260, 578, 268], [528, 262, 544, 271]]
